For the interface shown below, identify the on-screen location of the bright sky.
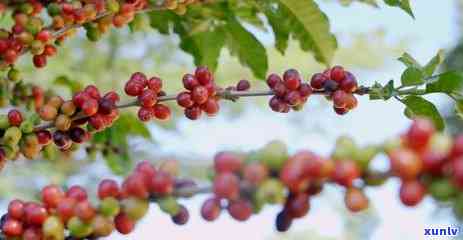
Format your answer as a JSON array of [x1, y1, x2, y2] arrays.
[[110, 1, 460, 239]]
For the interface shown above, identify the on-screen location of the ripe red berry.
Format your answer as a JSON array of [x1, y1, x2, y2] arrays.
[[283, 69, 301, 90], [213, 173, 240, 200], [201, 198, 221, 221], [399, 180, 426, 206], [236, 80, 251, 91], [153, 104, 171, 120], [182, 74, 199, 90], [33, 54, 47, 68], [204, 83, 217, 96], [36, 30, 51, 43], [405, 118, 435, 151], [227, 199, 253, 221], [452, 157, 463, 189], [104, 91, 120, 103], [285, 91, 302, 106], [332, 90, 347, 108], [8, 110, 23, 126], [130, 72, 147, 86], [192, 86, 209, 104], [389, 148, 422, 180], [72, 92, 90, 108], [421, 150, 446, 175], [89, 114, 105, 130], [36, 130, 52, 145], [344, 94, 358, 110], [150, 171, 173, 195], [69, 127, 87, 143], [201, 99, 220, 116], [344, 188, 369, 212], [273, 82, 287, 97], [269, 96, 287, 113], [243, 162, 269, 185], [330, 66, 346, 82], [147, 77, 162, 93], [285, 193, 310, 218], [323, 79, 339, 92], [43, 44, 57, 57], [25, 203, 48, 225], [23, 227, 42, 240], [177, 92, 194, 108], [310, 73, 328, 89], [8, 200, 24, 220], [138, 107, 153, 122], [138, 89, 157, 107], [124, 81, 144, 97], [56, 197, 77, 223], [340, 72, 358, 93], [195, 66, 213, 85], [66, 185, 88, 202], [75, 200, 95, 222], [267, 74, 282, 88], [299, 83, 313, 98], [84, 85, 101, 100], [52, 131, 71, 148], [331, 160, 361, 187], [81, 98, 99, 116], [214, 151, 243, 173], [115, 213, 135, 235], [41, 185, 64, 209], [185, 106, 202, 120], [123, 174, 149, 199], [98, 179, 120, 199], [2, 219, 23, 236], [172, 205, 189, 225], [334, 106, 349, 115]]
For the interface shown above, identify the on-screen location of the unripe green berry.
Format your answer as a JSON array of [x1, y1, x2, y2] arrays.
[[352, 146, 379, 170], [106, 0, 120, 13], [99, 197, 120, 217], [4, 127, 22, 145], [43, 216, 65, 240], [47, 3, 61, 16], [122, 197, 149, 221], [67, 216, 93, 238], [20, 120, 34, 134], [256, 179, 285, 205], [86, 26, 101, 42], [453, 193, 463, 219], [19, 3, 34, 14], [429, 178, 456, 201], [30, 40, 45, 55], [7, 68, 21, 82], [3, 144, 19, 159], [257, 140, 288, 171], [383, 138, 402, 153], [158, 196, 180, 216], [429, 133, 452, 155], [0, 115, 10, 129], [332, 136, 357, 160]]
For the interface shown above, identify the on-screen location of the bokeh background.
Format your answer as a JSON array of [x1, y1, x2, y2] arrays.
[[2, 0, 463, 239]]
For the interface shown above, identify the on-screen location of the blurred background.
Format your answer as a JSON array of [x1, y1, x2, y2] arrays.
[[2, 0, 463, 239]]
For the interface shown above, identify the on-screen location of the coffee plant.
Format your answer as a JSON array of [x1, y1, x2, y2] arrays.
[[0, 0, 460, 239]]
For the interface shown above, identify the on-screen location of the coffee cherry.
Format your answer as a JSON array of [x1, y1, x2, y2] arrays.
[[399, 180, 426, 206], [177, 92, 194, 108], [23, 227, 43, 240], [421, 150, 446, 175], [213, 172, 240, 200], [91, 215, 114, 237], [332, 160, 361, 187], [201, 98, 220, 116], [285, 193, 310, 218], [405, 118, 435, 151], [214, 151, 243, 173], [150, 171, 174, 196], [269, 96, 287, 113], [75, 200, 96, 222], [98, 179, 120, 200], [332, 90, 347, 108], [66, 185, 88, 202], [275, 210, 292, 232], [153, 104, 171, 120], [299, 83, 313, 98], [344, 94, 358, 110], [182, 74, 199, 90], [172, 205, 189, 225], [227, 199, 252, 221], [192, 86, 209, 104], [104, 91, 120, 103], [69, 127, 87, 143], [33, 54, 47, 68], [41, 185, 64, 209], [57, 197, 77, 223], [8, 200, 24, 220], [135, 161, 157, 186], [138, 89, 157, 107], [267, 74, 282, 88], [61, 100, 76, 116], [130, 72, 148, 85], [285, 91, 302, 106], [283, 69, 301, 90], [310, 73, 328, 89], [330, 66, 346, 82], [273, 82, 287, 97], [452, 157, 463, 189], [243, 162, 269, 185], [53, 131, 71, 148], [124, 81, 144, 96], [55, 114, 72, 131], [389, 148, 422, 180], [2, 219, 23, 236], [39, 104, 58, 121], [236, 80, 251, 91], [340, 72, 358, 93], [201, 198, 221, 221], [123, 174, 149, 199], [115, 213, 135, 235], [82, 98, 99, 116], [147, 77, 162, 92], [36, 130, 52, 145], [67, 216, 92, 238], [323, 79, 339, 92], [121, 197, 149, 221], [185, 106, 202, 120], [344, 188, 369, 212], [42, 216, 64, 240], [72, 92, 90, 108], [8, 110, 22, 126], [84, 85, 101, 100], [25, 203, 48, 225], [98, 98, 115, 115], [99, 197, 120, 218], [195, 66, 212, 85], [138, 107, 153, 122]]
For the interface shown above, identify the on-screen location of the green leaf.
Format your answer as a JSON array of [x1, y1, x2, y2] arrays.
[[278, 0, 337, 65], [384, 0, 414, 18], [53, 75, 83, 94], [104, 150, 131, 175], [402, 96, 445, 130], [264, 6, 290, 55], [401, 67, 423, 86], [423, 50, 444, 77], [225, 17, 268, 79], [426, 71, 463, 97], [456, 100, 463, 120], [398, 52, 422, 69], [149, 11, 177, 34], [178, 29, 226, 72]]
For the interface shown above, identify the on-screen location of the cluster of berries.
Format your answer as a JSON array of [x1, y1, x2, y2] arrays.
[[310, 66, 359, 115], [124, 72, 171, 122], [176, 66, 220, 120], [0, 160, 191, 239], [0, 0, 199, 69], [267, 69, 313, 113]]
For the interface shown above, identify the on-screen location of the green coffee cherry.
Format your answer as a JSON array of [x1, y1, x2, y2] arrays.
[[364, 170, 388, 186], [106, 0, 120, 13], [7, 68, 22, 82], [453, 193, 463, 219], [158, 196, 180, 216], [121, 197, 148, 221], [3, 144, 19, 160], [86, 26, 101, 42], [99, 197, 120, 217], [4, 127, 22, 145], [382, 138, 402, 153], [67, 216, 93, 238], [47, 3, 61, 16], [257, 140, 288, 171], [332, 136, 357, 160], [353, 146, 379, 170], [256, 179, 285, 205], [20, 120, 34, 134], [0, 115, 10, 129], [43, 216, 65, 240], [429, 133, 452, 155], [429, 178, 457, 201]]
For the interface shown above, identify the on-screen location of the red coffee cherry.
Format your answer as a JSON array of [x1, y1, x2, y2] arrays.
[[98, 179, 120, 200], [214, 151, 243, 173], [32, 54, 47, 68], [399, 180, 426, 206], [267, 74, 282, 89], [389, 148, 422, 180], [75, 200, 96, 222], [283, 69, 301, 91], [243, 162, 269, 185], [172, 205, 189, 225], [150, 171, 174, 196], [8, 200, 24, 220], [344, 188, 369, 212], [81, 98, 99, 116], [177, 92, 194, 108], [285, 193, 310, 218], [147, 77, 162, 93], [191, 86, 209, 105], [138, 89, 157, 107], [69, 127, 87, 143], [135, 161, 157, 186], [213, 173, 240, 200], [331, 160, 361, 187], [332, 90, 347, 108], [299, 83, 313, 98], [138, 107, 154, 122], [56, 197, 77, 223], [41, 185, 64, 209], [195, 66, 213, 85], [330, 66, 346, 82], [310, 73, 328, 89], [182, 74, 199, 90], [84, 85, 101, 100], [66, 185, 88, 202], [236, 80, 251, 91], [36, 130, 52, 145], [185, 106, 202, 120], [201, 198, 221, 222], [130, 72, 147, 86], [24, 203, 48, 225], [2, 219, 23, 236], [123, 174, 149, 199], [201, 99, 220, 116], [227, 199, 253, 221], [8, 109, 23, 126], [99, 98, 116, 115], [124, 81, 144, 97], [405, 118, 435, 151], [115, 213, 135, 235], [153, 104, 171, 120], [340, 72, 358, 93]]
